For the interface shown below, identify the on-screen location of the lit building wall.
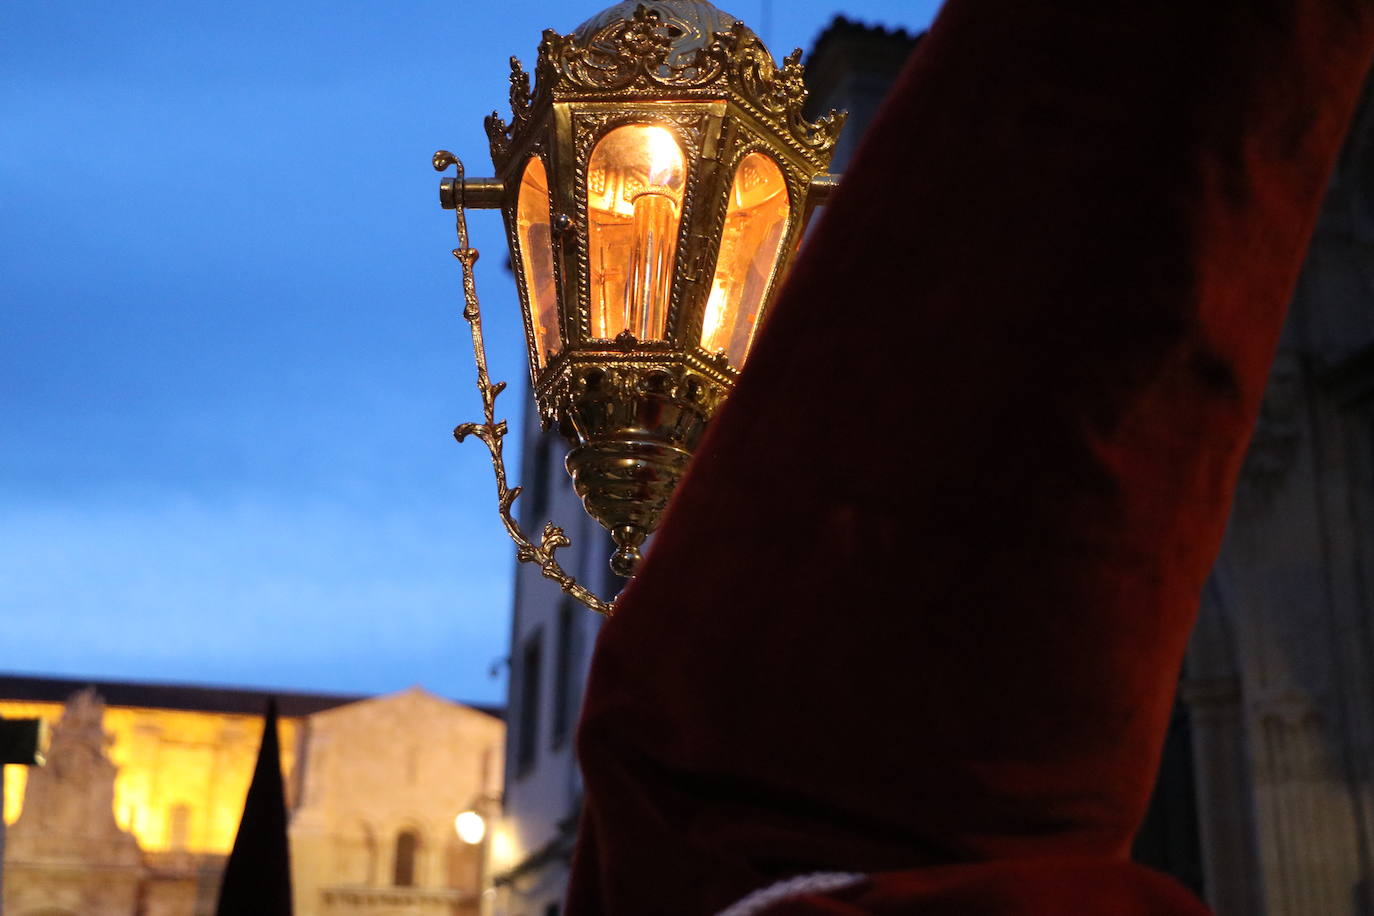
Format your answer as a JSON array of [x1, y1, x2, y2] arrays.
[[1, 681, 504, 916], [0, 699, 300, 855]]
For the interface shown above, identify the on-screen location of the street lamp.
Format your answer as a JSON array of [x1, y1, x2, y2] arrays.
[[455, 794, 501, 916], [435, 0, 843, 613], [454, 809, 487, 846]]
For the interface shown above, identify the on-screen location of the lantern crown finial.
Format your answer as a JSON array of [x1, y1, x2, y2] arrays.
[[485, 1, 845, 171], [572, 0, 750, 65]]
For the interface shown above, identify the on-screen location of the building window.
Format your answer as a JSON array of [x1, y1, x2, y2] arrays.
[[394, 828, 421, 887], [168, 802, 191, 850], [516, 629, 544, 776], [525, 429, 555, 525], [551, 598, 578, 748]]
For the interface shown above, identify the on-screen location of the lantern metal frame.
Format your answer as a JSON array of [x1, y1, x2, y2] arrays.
[[435, 1, 843, 615]]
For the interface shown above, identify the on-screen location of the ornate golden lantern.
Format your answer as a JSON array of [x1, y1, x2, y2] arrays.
[[435, 0, 843, 614]]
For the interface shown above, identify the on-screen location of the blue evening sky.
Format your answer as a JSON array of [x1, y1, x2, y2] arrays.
[[1, 0, 939, 706]]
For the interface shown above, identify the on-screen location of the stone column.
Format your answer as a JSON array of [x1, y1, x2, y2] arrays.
[[1250, 697, 1364, 915]]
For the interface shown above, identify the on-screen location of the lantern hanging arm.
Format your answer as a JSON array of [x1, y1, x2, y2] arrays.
[[433, 149, 615, 617]]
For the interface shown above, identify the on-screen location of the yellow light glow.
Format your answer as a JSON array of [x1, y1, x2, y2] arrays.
[[645, 125, 683, 187], [0, 699, 299, 855], [516, 156, 560, 368], [700, 151, 790, 368], [701, 281, 728, 352], [454, 809, 487, 845], [489, 822, 519, 871], [587, 123, 687, 341]]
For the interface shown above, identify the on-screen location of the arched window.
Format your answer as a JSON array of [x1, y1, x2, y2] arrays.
[[393, 828, 421, 887]]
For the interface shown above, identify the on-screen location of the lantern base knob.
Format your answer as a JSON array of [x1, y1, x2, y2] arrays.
[[609, 526, 646, 578], [565, 438, 691, 577]]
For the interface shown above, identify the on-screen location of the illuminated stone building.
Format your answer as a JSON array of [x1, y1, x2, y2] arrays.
[[290, 687, 503, 916], [0, 675, 503, 916]]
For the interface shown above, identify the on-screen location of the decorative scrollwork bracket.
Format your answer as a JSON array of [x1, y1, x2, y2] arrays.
[[433, 150, 615, 617]]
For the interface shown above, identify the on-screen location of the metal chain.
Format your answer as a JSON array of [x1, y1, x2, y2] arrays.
[[434, 150, 614, 617]]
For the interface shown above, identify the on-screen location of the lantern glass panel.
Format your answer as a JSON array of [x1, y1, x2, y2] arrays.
[[586, 124, 686, 341], [517, 156, 560, 368], [700, 151, 790, 368]]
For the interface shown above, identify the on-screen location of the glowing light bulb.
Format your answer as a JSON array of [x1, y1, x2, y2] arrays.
[[586, 124, 687, 341], [454, 810, 487, 845], [644, 126, 682, 187]]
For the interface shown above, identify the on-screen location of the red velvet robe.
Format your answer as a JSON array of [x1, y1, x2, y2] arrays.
[[566, 0, 1374, 912]]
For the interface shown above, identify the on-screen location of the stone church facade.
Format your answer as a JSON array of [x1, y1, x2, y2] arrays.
[[289, 688, 503, 916], [0, 677, 503, 916]]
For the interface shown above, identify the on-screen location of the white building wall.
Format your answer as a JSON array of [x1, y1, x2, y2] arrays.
[[491, 396, 614, 916]]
